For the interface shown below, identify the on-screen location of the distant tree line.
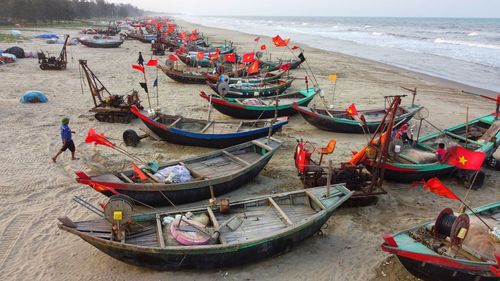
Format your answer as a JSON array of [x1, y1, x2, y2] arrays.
[[0, 0, 144, 23]]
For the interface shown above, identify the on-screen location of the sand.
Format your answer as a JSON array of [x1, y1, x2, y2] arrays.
[[0, 19, 498, 281]]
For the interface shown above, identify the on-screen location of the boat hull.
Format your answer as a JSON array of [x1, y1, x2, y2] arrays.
[[141, 119, 287, 148], [295, 105, 420, 133], [65, 208, 333, 270], [395, 255, 498, 281], [78, 39, 124, 48]]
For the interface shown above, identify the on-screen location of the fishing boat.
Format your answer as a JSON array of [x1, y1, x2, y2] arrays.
[[199, 87, 319, 119], [381, 202, 500, 281], [58, 184, 353, 270], [205, 70, 286, 84], [126, 32, 156, 43], [364, 113, 500, 183], [76, 137, 282, 206], [130, 105, 288, 148], [158, 65, 208, 84], [293, 103, 424, 133], [77, 37, 124, 48], [206, 77, 295, 98]]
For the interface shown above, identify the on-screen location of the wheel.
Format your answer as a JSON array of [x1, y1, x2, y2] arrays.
[[123, 129, 140, 147]]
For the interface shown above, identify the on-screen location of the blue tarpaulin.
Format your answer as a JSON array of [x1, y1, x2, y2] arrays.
[[20, 91, 48, 103], [34, 33, 59, 39]]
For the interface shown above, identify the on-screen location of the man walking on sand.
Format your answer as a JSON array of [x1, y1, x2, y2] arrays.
[[137, 51, 144, 66], [52, 117, 77, 162]]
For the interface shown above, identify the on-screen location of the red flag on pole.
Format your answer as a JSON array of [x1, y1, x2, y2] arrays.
[[85, 128, 115, 148], [445, 145, 486, 170], [224, 53, 236, 63], [242, 52, 255, 63], [132, 65, 145, 73], [247, 60, 259, 74], [346, 103, 359, 116], [423, 178, 460, 200], [146, 59, 158, 67], [132, 162, 148, 180], [254, 36, 260, 42], [191, 29, 197, 35], [272, 35, 290, 47], [209, 51, 220, 61], [260, 44, 267, 51], [291, 45, 300, 50], [196, 52, 205, 60], [168, 54, 178, 62], [279, 62, 292, 71]]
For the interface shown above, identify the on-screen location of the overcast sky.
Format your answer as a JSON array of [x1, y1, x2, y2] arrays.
[[109, 0, 500, 17]]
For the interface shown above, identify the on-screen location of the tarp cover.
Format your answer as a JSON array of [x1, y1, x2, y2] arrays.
[[5, 46, 24, 58], [34, 33, 59, 39], [20, 91, 48, 103]]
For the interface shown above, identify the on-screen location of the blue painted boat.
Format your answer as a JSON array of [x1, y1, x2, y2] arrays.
[[130, 105, 288, 148]]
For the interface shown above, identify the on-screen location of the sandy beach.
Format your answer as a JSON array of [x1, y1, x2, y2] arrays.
[[0, 18, 498, 281]]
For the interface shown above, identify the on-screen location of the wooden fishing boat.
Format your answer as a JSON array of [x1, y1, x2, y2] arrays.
[[199, 87, 319, 119], [364, 113, 500, 183], [77, 37, 124, 48], [205, 70, 286, 84], [58, 184, 353, 270], [158, 66, 208, 84], [381, 202, 500, 281], [293, 104, 424, 133], [261, 58, 303, 72], [75, 137, 282, 206], [206, 77, 295, 98], [126, 32, 156, 43], [130, 105, 288, 148]]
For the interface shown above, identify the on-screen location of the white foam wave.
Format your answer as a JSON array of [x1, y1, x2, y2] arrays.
[[434, 38, 500, 50], [468, 32, 478, 36]]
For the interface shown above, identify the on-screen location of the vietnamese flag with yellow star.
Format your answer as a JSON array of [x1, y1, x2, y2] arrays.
[[445, 145, 486, 170], [346, 103, 359, 116]]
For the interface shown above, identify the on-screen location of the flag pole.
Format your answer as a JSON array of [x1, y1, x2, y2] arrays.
[[465, 107, 469, 149], [458, 170, 479, 213], [143, 69, 152, 112], [155, 66, 159, 110]]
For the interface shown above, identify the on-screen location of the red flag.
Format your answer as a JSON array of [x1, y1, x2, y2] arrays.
[[85, 128, 115, 148], [279, 62, 292, 71], [242, 52, 255, 63], [189, 34, 199, 41], [191, 29, 197, 35], [423, 178, 460, 200], [180, 31, 187, 39], [196, 51, 205, 60], [291, 45, 300, 50], [156, 22, 162, 31], [346, 103, 358, 116], [224, 53, 236, 63], [272, 35, 290, 47], [146, 59, 158, 66], [254, 36, 260, 42], [260, 44, 267, 51], [209, 51, 219, 61], [168, 54, 178, 62], [445, 145, 486, 170], [247, 60, 259, 74], [132, 162, 148, 180], [132, 64, 145, 73], [177, 47, 186, 54]]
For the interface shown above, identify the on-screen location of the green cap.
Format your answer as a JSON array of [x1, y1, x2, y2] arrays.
[[62, 117, 70, 124]]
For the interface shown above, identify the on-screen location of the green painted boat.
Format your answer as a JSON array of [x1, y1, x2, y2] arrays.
[[382, 201, 500, 281], [58, 184, 353, 270], [206, 76, 295, 98], [200, 87, 319, 119], [364, 113, 500, 183]]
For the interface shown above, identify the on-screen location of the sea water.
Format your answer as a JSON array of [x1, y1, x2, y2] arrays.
[[178, 16, 500, 92]]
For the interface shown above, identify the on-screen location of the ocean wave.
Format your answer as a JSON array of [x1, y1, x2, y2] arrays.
[[434, 38, 500, 49], [468, 32, 479, 36]]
